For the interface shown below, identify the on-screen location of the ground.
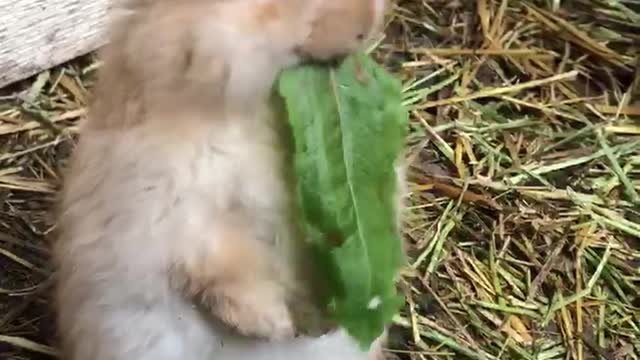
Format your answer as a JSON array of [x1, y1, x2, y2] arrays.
[[0, 0, 639, 359]]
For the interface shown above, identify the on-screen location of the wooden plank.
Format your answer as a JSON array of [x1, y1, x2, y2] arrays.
[[0, 0, 111, 88]]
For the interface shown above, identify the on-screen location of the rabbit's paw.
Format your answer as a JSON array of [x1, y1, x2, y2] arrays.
[[211, 282, 295, 340]]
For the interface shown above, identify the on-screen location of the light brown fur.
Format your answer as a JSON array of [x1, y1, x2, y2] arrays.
[[53, 0, 395, 359], [169, 213, 295, 338], [296, 0, 389, 60]]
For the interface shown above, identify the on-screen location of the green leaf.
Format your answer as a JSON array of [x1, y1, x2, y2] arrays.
[[277, 53, 408, 348]]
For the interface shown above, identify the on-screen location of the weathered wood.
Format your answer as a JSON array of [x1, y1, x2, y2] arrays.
[[0, 0, 111, 88]]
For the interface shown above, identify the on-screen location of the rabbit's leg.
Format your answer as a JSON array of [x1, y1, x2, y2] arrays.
[[169, 221, 294, 340]]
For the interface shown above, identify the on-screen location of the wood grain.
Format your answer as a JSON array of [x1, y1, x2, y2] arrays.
[[0, 0, 111, 88]]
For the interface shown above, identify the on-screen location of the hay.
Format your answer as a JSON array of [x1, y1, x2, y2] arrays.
[[0, 0, 638, 359]]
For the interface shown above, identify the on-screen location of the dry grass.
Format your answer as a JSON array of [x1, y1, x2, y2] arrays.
[[1, 0, 639, 359]]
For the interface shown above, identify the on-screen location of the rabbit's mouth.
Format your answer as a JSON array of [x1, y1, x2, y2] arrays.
[[293, 47, 349, 68]]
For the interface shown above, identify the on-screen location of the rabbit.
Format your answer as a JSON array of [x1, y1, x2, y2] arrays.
[[52, 0, 400, 359]]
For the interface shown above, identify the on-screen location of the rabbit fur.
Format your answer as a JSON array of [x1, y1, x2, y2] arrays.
[[53, 0, 399, 359]]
